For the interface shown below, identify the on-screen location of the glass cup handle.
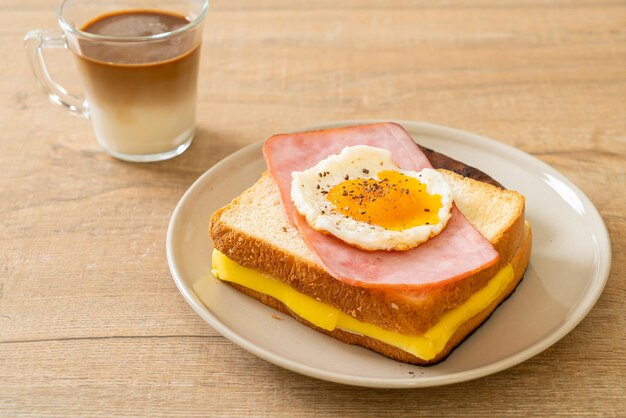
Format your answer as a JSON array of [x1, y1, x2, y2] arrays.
[[24, 29, 89, 118]]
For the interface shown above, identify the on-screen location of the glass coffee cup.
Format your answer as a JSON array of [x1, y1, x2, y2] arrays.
[[25, 0, 208, 162]]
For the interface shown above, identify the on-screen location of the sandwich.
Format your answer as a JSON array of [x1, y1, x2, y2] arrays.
[[209, 122, 531, 365]]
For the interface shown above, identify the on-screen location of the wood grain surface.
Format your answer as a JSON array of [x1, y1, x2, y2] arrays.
[[1, 0, 624, 416]]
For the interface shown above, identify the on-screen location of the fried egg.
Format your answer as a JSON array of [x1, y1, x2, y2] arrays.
[[290, 145, 453, 251]]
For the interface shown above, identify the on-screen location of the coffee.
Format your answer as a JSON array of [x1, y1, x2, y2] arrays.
[[75, 10, 201, 157]]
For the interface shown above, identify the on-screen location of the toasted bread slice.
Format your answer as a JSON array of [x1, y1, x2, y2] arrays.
[[226, 222, 531, 365], [210, 170, 526, 336]]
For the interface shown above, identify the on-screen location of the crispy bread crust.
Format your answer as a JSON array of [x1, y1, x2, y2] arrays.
[[418, 145, 504, 188], [227, 223, 531, 366]]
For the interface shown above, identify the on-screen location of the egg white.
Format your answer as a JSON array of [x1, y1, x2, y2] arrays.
[[290, 145, 453, 251]]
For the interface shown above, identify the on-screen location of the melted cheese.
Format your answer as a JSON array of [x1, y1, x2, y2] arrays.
[[208, 249, 514, 361]]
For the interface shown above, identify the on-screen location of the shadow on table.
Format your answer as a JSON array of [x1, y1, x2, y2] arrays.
[[114, 126, 244, 184]]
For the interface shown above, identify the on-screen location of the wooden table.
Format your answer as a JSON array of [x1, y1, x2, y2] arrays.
[[1, 0, 624, 415]]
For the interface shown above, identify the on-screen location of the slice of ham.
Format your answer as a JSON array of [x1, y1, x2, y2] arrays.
[[263, 122, 500, 289]]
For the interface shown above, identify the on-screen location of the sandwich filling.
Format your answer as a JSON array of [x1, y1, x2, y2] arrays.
[[208, 249, 515, 361], [263, 123, 500, 289]]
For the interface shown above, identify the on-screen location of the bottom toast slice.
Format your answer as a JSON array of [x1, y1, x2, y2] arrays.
[[218, 222, 531, 366]]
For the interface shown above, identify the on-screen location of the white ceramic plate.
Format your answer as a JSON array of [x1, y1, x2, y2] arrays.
[[166, 120, 611, 388]]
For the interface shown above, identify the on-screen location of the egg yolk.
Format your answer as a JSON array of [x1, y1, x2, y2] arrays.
[[326, 170, 442, 231]]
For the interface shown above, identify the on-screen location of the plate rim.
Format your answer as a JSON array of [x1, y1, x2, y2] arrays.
[[166, 119, 612, 388]]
